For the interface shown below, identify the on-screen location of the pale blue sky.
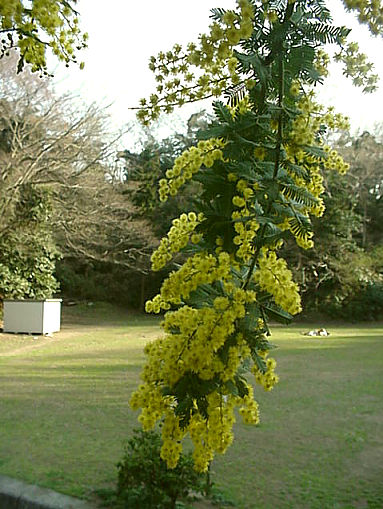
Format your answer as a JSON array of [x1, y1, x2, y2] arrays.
[[51, 0, 383, 142]]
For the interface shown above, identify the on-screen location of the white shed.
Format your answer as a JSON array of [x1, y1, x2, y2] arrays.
[[3, 299, 62, 334]]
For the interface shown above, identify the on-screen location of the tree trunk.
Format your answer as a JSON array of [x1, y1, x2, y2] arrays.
[[140, 274, 146, 311]]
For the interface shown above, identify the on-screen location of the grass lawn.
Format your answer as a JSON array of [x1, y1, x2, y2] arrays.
[[0, 302, 382, 508]]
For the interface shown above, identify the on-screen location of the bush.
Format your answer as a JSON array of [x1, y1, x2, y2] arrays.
[[326, 282, 383, 321], [116, 429, 205, 508]]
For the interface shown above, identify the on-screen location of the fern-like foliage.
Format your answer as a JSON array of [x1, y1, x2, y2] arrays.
[[288, 211, 312, 240], [304, 22, 350, 45], [309, 0, 332, 22], [212, 101, 234, 125], [225, 83, 248, 107], [281, 183, 319, 207], [286, 44, 316, 82], [210, 7, 227, 22], [283, 161, 311, 181], [268, 0, 288, 12]]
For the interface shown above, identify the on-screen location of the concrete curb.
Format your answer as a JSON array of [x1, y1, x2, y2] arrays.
[[0, 475, 98, 509]]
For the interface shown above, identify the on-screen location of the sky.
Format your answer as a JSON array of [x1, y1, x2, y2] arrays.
[[51, 0, 383, 146]]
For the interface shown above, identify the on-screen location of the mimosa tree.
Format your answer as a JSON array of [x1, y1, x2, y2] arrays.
[[130, 0, 381, 472]]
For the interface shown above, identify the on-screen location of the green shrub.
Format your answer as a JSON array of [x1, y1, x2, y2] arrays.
[[326, 282, 383, 321], [116, 429, 205, 508], [0, 232, 59, 300], [0, 184, 60, 301]]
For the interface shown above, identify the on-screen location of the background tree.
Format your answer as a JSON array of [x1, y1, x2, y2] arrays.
[[282, 128, 383, 320], [337, 130, 383, 248], [120, 111, 213, 238], [320, 129, 383, 319], [114, 114, 212, 308], [0, 53, 156, 304]]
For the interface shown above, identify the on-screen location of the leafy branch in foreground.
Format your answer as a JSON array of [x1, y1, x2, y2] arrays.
[[0, 0, 88, 74], [130, 0, 379, 473]]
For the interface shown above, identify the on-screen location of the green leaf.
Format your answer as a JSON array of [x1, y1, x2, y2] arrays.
[[212, 101, 234, 125], [210, 7, 226, 21], [261, 303, 293, 325], [305, 22, 350, 45], [286, 45, 315, 80], [303, 144, 328, 160], [262, 230, 290, 248], [237, 357, 252, 376], [225, 83, 247, 108], [193, 168, 226, 188], [187, 283, 222, 308], [226, 161, 256, 180], [196, 213, 231, 236], [308, 0, 331, 21], [288, 210, 312, 239], [254, 161, 275, 176], [197, 124, 229, 140], [281, 183, 319, 207], [253, 352, 267, 374], [284, 161, 310, 180], [197, 397, 209, 420], [290, 5, 304, 24], [234, 375, 249, 399], [175, 396, 193, 417], [236, 51, 271, 89], [224, 379, 239, 396], [239, 303, 261, 332]]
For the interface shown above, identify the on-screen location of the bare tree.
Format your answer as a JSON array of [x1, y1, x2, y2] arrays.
[[337, 130, 383, 248], [0, 53, 156, 275]]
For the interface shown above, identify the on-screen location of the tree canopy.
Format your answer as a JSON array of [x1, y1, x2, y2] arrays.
[[0, 53, 156, 301]]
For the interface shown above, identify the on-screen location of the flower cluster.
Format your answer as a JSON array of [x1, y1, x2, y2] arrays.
[[238, 384, 261, 424], [130, 0, 362, 476], [161, 411, 186, 468], [314, 49, 330, 77], [130, 382, 171, 431], [334, 41, 379, 93], [132, 208, 269, 472], [342, 0, 383, 35], [322, 145, 350, 175], [150, 212, 203, 272], [0, 0, 87, 73], [159, 138, 225, 201], [189, 394, 235, 471], [231, 178, 260, 261], [252, 351, 279, 391], [131, 279, 265, 472], [283, 92, 350, 245], [227, 95, 253, 117], [146, 251, 232, 312], [254, 250, 302, 315], [136, 0, 254, 124], [288, 92, 350, 151]]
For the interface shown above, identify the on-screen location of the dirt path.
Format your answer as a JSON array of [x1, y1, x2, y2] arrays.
[[0, 325, 86, 357]]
